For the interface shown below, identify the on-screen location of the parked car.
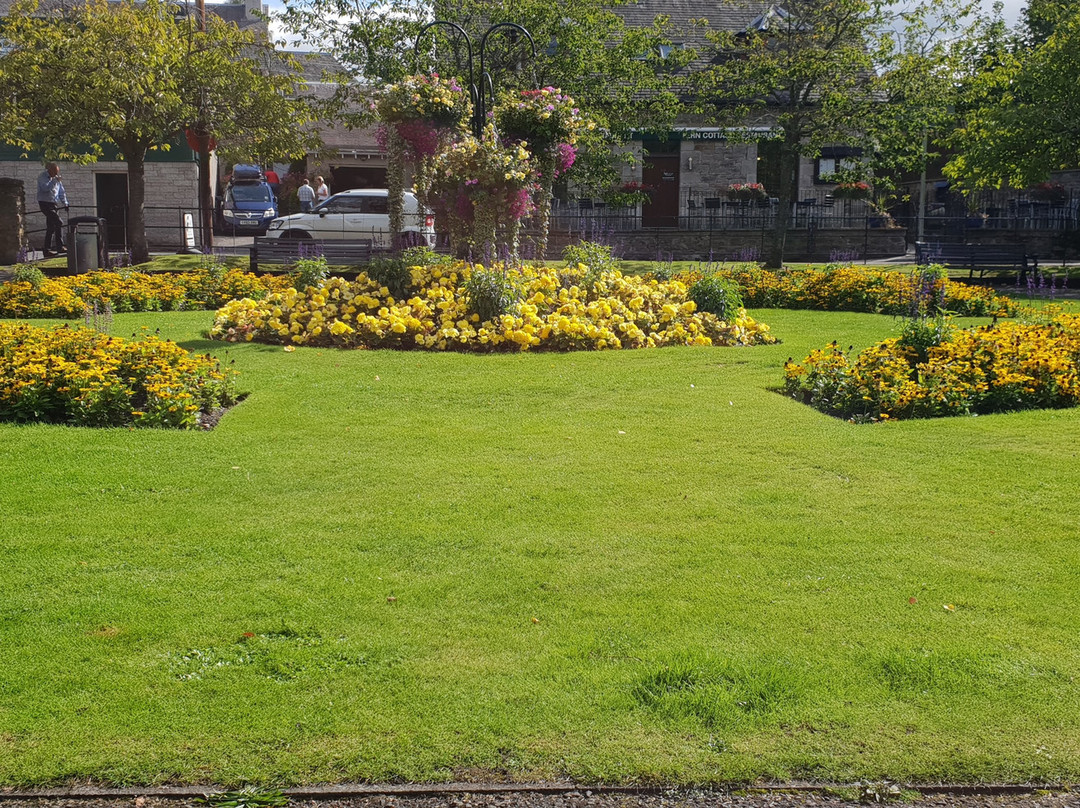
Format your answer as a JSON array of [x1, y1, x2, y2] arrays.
[[265, 189, 435, 249], [216, 167, 278, 235]]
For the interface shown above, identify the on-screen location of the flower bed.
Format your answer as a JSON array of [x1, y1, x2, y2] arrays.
[[0, 323, 240, 428], [676, 264, 1021, 318], [783, 311, 1080, 421], [0, 269, 289, 319], [210, 262, 777, 352]]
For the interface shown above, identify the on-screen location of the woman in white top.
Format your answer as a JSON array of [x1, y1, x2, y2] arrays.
[[315, 176, 330, 203]]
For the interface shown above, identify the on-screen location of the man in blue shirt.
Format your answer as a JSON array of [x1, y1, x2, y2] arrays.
[[36, 162, 68, 257]]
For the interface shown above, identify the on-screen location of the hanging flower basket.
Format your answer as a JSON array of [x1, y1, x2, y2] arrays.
[[494, 87, 589, 152], [425, 126, 538, 256], [376, 74, 472, 157], [727, 182, 767, 203], [832, 181, 872, 200]]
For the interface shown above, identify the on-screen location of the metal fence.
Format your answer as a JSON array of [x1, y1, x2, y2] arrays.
[[551, 191, 892, 233], [551, 187, 1080, 235], [23, 204, 205, 259]]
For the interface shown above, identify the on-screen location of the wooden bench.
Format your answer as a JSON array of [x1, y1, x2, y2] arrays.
[[249, 237, 373, 272], [915, 241, 1036, 282]]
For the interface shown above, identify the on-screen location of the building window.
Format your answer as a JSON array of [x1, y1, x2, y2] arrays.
[[814, 148, 863, 183]]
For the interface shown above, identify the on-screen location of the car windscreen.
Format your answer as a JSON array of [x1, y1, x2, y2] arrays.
[[230, 184, 273, 203]]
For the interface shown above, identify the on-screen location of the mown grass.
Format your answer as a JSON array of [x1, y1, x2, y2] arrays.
[[1, 304, 1080, 786]]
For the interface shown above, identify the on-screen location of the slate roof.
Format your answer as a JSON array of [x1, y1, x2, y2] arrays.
[[615, 0, 775, 40]]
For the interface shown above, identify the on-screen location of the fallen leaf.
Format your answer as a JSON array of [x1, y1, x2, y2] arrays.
[[283, 345, 295, 352], [943, 603, 956, 612], [618, 430, 626, 434], [531, 617, 540, 624], [375, 375, 380, 381], [908, 597, 917, 605], [386, 596, 397, 603]]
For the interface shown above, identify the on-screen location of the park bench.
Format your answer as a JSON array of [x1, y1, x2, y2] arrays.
[[249, 237, 373, 272], [915, 241, 1036, 282]]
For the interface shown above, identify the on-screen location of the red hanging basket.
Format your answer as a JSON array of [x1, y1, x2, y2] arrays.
[[185, 128, 217, 152]]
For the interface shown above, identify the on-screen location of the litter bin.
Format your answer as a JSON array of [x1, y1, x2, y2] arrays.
[[66, 216, 108, 274]]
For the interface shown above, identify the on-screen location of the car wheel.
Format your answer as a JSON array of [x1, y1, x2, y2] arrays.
[[397, 231, 424, 249], [281, 230, 312, 239]]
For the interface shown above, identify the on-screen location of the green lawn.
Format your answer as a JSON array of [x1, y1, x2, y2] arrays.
[[2, 304, 1080, 787]]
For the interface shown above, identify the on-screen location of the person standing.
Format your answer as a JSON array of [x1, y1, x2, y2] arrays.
[[264, 168, 281, 198], [37, 162, 69, 257], [314, 176, 330, 204], [297, 178, 316, 212]]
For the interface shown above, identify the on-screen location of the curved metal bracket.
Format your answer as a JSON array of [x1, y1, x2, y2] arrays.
[[412, 20, 536, 139]]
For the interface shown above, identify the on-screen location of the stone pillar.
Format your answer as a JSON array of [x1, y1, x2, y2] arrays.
[[0, 178, 27, 264]]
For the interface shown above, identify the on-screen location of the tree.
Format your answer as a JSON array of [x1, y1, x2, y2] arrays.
[[276, 0, 684, 193], [946, 4, 1080, 191], [690, 0, 890, 267], [866, 1, 975, 239], [0, 0, 318, 263]]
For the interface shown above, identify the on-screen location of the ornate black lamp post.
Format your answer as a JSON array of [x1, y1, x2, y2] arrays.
[[414, 21, 537, 137]]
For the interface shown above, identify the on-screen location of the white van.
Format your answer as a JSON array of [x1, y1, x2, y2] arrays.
[[265, 189, 435, 249]]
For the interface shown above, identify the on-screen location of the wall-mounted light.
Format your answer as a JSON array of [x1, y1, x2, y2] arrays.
[[687, 156, 694, 172]]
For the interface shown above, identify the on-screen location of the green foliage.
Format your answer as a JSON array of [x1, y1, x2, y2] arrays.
[[364, 255, 414, 301], [562, 241, 618, 274], [898, 313, 953, 365], [463, 266, 521, 322], [11, 264, 44, 289], [691, 0, 891, 266], [274, 0, 683, 193], [946, 6, 1079, 190], [400, 245, 449, 268], [688, 275, 744, 321], [197, 788, 289, 808], [291, 256, 329, 291]]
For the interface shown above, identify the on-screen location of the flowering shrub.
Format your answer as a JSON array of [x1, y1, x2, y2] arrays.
[[0, 269, 289, 319], [783, 312, 1080, 421], [210, 261, 776, 352], [0, 323, 239, 428], [675, 264, 1021, 318], [831, 181, 872, 200], [727, 182, 767, 202]]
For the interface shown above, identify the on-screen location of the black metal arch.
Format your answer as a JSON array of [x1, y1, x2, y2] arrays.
[[413, 20, 536, 137]]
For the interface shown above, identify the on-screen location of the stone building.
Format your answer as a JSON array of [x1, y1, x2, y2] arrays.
[[604, 0, 860, 228], [0, 0, 270, 253]]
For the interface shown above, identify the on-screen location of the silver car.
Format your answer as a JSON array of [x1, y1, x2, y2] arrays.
[[266, 189, 435, 249]]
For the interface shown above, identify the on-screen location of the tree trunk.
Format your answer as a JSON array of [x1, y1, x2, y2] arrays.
[[198, 134, 214, 252], [765, 135, 800, 269], [127, 150, 150, 265]]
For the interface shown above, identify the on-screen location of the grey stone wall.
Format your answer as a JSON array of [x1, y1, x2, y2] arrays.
[[546, 226, 907, 262], [0, 178, 26, 264], [0, 160, 200, 250]]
